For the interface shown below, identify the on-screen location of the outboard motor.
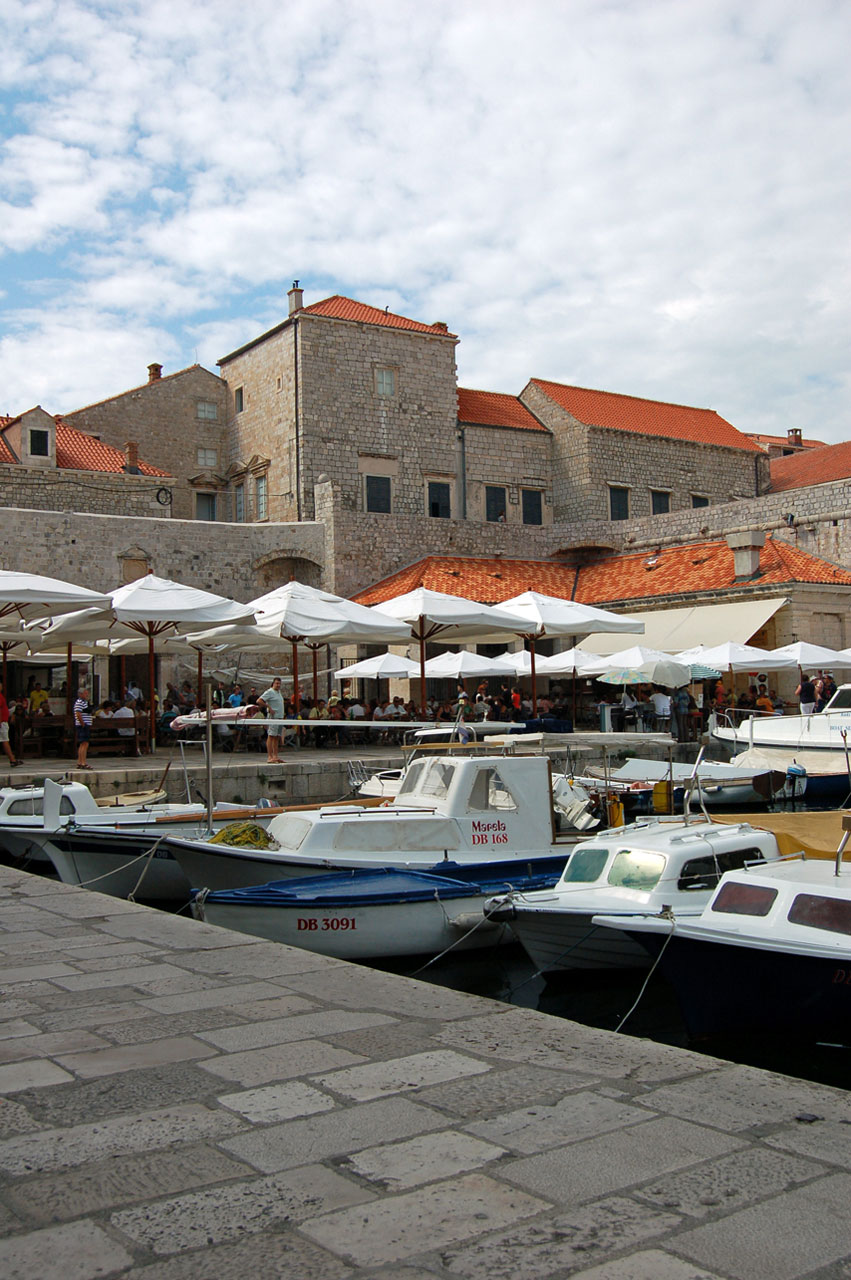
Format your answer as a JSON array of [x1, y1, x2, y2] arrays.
[[785, 761, 806, 807]]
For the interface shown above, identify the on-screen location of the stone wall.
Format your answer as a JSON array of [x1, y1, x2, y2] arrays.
[[63, 365, 228, 522], [462, 424, 553, 526], [0, 467, 172, 518], [0, 508, 325, 600]]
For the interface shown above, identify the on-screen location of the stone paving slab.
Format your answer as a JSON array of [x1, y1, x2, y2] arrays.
[[1, 863, 850, 1279]]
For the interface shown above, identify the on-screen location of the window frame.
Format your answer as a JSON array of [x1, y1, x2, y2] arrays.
[[234, 386, 244, 414], [609, 485, 630, 521], [195, 491, 217, 522], [196, 446, 218, 469], [196, 400, 218, 422], [365, 473, 392, 514], [485, 485, 507, 523], [255, 474, 268, 521], [427, 480, 452, 519], [521, 488, 543, 525], [650, 489, 671, 516], [29, 429, 50, 457], [691, 494, 710, 508], [234, 484, 245, 523], [374, 367, 396, 398]]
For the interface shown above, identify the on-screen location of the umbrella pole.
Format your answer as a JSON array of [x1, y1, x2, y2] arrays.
[[312, 646, 319, 705], [197, 651, 203, 708], [148, 633, 156, 753], [419, 625, 427, 717], [65, 644, 73, 737], [529, 637, 538, 718], [291, 641, 300, 715], [1, 644, 6, 692]]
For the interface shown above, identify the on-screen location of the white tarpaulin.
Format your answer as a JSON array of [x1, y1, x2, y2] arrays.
[[577, 597, 789, 656]]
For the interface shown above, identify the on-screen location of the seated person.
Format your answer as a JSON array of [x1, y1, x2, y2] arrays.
[[755, 684, 774, 715], [29, 682, 49, 714], [112, 699, 137, 736], [95, 699, 115, 718]]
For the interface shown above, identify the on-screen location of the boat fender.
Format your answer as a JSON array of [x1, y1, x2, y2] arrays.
[[450, 912, 503, 931], [483, 897, 517, 923]]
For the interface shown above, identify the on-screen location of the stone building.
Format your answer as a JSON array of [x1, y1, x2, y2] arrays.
[[62, 363, 227, 521]]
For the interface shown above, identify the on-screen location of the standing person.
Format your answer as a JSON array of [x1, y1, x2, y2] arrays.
[[256, 677, 285, 763], [796, 673, 816, 715], [0, 682, 18, 767], [672, 686, 691, 741], [227, 684, 244, 709], [74, 684, 93, 770]]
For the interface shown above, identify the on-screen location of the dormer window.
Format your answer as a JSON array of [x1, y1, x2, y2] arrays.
[[29, 429, 50, 457]]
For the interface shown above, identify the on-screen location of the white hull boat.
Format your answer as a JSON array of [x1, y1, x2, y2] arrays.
[[167, 755, 585, 893], [711, 684, 851, 755], [191, 865, 560, 959], [484, 816, 784, 973]]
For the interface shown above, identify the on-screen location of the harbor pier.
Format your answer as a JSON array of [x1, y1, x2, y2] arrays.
[[0, 864, 849, 1278]]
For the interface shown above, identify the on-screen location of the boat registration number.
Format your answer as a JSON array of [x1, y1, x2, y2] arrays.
[[297, 918, 356, 931]]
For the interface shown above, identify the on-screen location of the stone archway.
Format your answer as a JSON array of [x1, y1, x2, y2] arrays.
[[252, 553, 324, 594]]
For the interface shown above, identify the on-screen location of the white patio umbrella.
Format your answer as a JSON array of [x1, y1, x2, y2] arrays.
[[33, 575, 256, 749], [536, 647, 604, 676], [497, 591, 645, 716], [334, 652, 420, 680], [495, 649, 534, 676], [192, 582, 411, 711], [769, 642, 848, 671], [587, 646, 691, 689], [367, 588, 528, 713], [0, 571, 112, 690], [422, 650, 516, 680], [676, 641, 797, 706]]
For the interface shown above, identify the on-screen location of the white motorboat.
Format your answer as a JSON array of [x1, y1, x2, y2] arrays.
[[711, 684, 851, 754], [599, 828, 851, 1042], [191, 864, 559, 960], [483, 816, 784, 973], [166, 754, 584, 892], [1, 779, 288, 900]]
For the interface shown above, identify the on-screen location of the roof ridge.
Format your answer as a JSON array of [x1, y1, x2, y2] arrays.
[[63, 363, 215, 415], [530, 377, 719, 416]]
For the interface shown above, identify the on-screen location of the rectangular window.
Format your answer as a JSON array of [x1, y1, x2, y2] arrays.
[[375, 368, 395, 398], [29, 429, 50, 457], [365, 474, 392, 513], [234, 484, 245, 522], [196, 492, 217, 521], [691, 494, 709, 508], [609, 486, 629, 521], [651, 489, 670, 515], [486, 485, 507, 523], [428, 481, 451, 518], [255, 474, 268, 520], [522, 489, 543, 525], [197, 447, 218, 469], [234, 386, 244, 414], [196, 401, 218, 421]]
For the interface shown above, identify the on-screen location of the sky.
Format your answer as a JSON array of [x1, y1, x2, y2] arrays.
[[2, 0, 849, 442]]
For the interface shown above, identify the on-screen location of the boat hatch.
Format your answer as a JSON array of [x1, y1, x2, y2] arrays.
[[270, 815, 312, 851], [676, 847, 767, 893]]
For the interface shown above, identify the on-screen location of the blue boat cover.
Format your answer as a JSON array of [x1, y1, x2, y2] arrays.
[[191, 865, 559, 908]]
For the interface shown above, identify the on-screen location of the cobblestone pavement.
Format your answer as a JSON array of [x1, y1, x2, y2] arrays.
[[0, 865, 849, 1279]]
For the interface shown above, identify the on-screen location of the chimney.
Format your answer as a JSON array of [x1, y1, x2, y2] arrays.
[[147, 363, 162, 383], [288, 280, 304, 315], [125, 441, 140, 474], [787, 427, 803, 448], [432, 321, 448, 333], [727, 530, 765, 580]]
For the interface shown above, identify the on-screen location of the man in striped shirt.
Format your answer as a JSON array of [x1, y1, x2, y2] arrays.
[[74, 685, 93, 770]]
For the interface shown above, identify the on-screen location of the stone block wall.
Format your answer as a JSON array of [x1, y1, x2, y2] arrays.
[[462, 425, 553, 526], [63, 365, 228, 522], [0, 467, 173, 518]]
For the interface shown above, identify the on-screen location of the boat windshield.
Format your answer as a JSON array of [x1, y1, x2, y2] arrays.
[[788, 893, 851, 936], [561, 847, 609, 884], [826, 688, 851, 710], [6, 796, 75, 816], [607, 849, 667, 891], [397, 761, 427, 797], [416, 761, 456, 801], [466, 767, 518, 813]]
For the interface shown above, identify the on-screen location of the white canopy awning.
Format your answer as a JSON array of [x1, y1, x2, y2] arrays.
[[577, 597, 789, 656]]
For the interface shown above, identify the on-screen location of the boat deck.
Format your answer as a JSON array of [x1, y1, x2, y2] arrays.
[[0, 864, 849, 1277]]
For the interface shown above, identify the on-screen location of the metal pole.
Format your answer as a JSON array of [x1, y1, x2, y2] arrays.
[[205, 679, 214, 835]]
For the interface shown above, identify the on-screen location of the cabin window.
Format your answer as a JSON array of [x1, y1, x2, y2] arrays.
[[561, 847, 608, 884], [787, 893, 851, 936], [607, 849, 666, 891], [711, 881, 777, 916], [7, 796, 75, 816], [397, 761, 427, 796], [827, 688, 851, 709], [419, 761, 454, 800], [466, 767, 518, 813], [677, 847, 766, 892]]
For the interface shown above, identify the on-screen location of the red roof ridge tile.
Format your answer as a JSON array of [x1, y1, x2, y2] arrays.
[[529, 377, 715, 415], [303, 295, 456, 337]]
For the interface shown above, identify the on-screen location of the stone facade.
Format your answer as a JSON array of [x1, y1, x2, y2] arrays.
[[519, 380, 770, 523], [63, 364, 228, 521], [0, 466, 171, 519]]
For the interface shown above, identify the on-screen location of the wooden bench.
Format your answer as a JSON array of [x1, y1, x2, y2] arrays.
[[87, 714, 142, 756]]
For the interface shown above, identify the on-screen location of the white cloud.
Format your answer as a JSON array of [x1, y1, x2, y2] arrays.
[[1, 0, 850, 440]]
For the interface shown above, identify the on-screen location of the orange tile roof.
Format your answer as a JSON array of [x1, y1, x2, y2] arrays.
[[457, 388, 548, 433], [770, 440, 851, 494], [54, 420, 169, 476], [354, 537, 851, 609], [303, 295, 455, 337], [747, 433, 824, 450], [529, 379, 761, 452]]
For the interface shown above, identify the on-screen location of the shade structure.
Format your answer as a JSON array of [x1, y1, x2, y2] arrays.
[[32, 575, 255, 749], [769, 642, 848, 670], [334, 653, 420, 681], [587, 646, 691, 688], [494, 649, 534, 676], [368, 588, 527, 713], [677, 642, 797, 674], [194, 582, 412, 710], [536, 648, 605, 676], [0, 571, 112, 688], [496, 591, 645, 716], [422, 650, 516, 680]]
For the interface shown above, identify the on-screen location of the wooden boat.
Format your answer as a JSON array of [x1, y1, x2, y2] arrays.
[[191, 864, 560, 960]]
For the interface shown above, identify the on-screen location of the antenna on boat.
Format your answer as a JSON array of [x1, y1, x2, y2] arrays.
[[682, 746, 711, 824]]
